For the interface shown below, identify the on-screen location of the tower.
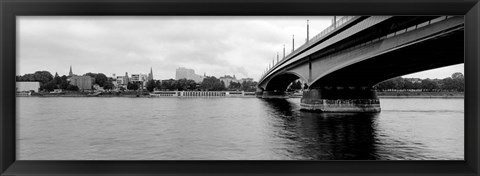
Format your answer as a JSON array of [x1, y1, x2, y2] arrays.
[[69, 65, 73, 77], [148, 67, 154, 81]]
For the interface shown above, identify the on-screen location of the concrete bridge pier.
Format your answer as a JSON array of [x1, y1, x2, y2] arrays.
[[262, 90, 288, 99], [255, 88, 264, 98], [300, 86, 380, 112]]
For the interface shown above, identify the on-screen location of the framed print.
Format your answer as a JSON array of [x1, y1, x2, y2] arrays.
[[1, 0, 479, 175]]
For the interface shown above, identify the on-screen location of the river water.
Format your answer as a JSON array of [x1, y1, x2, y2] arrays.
[[16, 97, 464, 160]]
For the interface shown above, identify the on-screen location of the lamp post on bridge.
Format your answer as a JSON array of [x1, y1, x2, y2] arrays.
[[306, 19, 309, 43], [292, 34, 295, 52], [277, 52, 279, 63], [283, 44, 285, 59], [333, 16, 336, 28]]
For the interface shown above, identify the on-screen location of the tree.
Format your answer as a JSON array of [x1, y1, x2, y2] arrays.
[[451, 72, 464, 92], [186, 80, 197, 90], [103, 80, 114, 90], [451, 72, 464, 80], [84, 72, 108, 87], [220, 81, 226, 90], [127, 82, 139, 91], [155, 80, 162, 90], [228, 81, 242, 90], [94, 73, 108, 87], [376, 78, 396, 91], [43, 81, 57, 91], [200, 76, 226, 91], [420, 78, 439, 91], [53, 72, 62, 85], [160, 79, 176, 90], [33, 71, 53, 85], [146, 80, 156, 92], [66, 85, 79, 91]]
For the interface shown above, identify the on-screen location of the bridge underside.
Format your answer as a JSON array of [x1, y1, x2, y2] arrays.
[[310, 32, 464, 88], [311, 30, 464, 88], [258, 16, 464, 112]]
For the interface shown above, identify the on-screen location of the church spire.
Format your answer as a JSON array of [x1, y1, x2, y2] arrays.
[[69, 65, 73, 77], [149, 67, 154, 80]]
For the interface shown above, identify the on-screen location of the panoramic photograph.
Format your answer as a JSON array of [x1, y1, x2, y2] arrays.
[[16, 16, 464, 160]]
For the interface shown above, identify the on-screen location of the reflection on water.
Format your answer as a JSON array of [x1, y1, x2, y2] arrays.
[[261, 99, 378, 160], [17, 97, 463, 160]]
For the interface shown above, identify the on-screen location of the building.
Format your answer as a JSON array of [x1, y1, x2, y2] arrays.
[[69, 65, 73, 77], [175, 67, 204, 83], [16, 82, 40, 92], [131, 73, 148, 82], [124, 72, 130, 84], [240, 78, 254, 83], [68, 65, 77, 77], [140, 74, 148, 87], [148, 67, 154, 81], [219, 75, 240, 88], [116, 76, 125, 85], [131, 73, 148, 88], [131, 74, 140, 82], [69, 76, 93, 90]]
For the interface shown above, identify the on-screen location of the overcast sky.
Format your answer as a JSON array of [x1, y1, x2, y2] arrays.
[[17, 16, 464, 81]]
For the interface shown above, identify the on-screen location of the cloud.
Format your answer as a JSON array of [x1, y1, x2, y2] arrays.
[[17, 16, 461, 81]]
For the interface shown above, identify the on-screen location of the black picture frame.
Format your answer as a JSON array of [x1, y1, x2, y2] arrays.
[[1, 0, 479, 175]]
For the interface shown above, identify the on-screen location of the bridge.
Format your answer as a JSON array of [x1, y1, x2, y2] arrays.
[[257, 16, 464, 112]]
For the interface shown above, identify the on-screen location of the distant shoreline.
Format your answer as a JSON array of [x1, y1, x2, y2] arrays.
[[376, 91, 464, 98], [17, 91, 465, 98], [378, 96, 463, 98]]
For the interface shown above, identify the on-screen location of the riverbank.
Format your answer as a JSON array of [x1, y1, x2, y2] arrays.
[[19, 91, 465, 98], [376, 91, 464, 98], [22, 91, 258, 98]]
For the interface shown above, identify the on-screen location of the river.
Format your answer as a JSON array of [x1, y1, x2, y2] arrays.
[[16, 97, 464, 160]]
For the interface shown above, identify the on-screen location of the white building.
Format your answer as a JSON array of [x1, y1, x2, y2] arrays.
[[131, 74, 148, 82], [175, 67, 204, 83], [131, 74, 149, 88], [16, 82, 40, 92], [116, 76, 125, 85]]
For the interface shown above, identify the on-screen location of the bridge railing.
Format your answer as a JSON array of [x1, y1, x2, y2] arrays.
[[261, 16, 357, 80]]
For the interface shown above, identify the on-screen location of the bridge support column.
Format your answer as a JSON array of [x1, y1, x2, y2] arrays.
[[262, 91, 288, 99], [300, 87, 380, 112], [255, 88, 263, 98]]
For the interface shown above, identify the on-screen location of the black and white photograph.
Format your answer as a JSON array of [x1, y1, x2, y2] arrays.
[[15, 16, 464, 160]]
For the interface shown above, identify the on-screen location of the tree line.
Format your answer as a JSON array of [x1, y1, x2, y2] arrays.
[[375, 72, 464, 92], [146, 76, 258, 92], [23, 70, 462, 93], [16, 71, 78, 91], [16, 71, 114, 91]]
